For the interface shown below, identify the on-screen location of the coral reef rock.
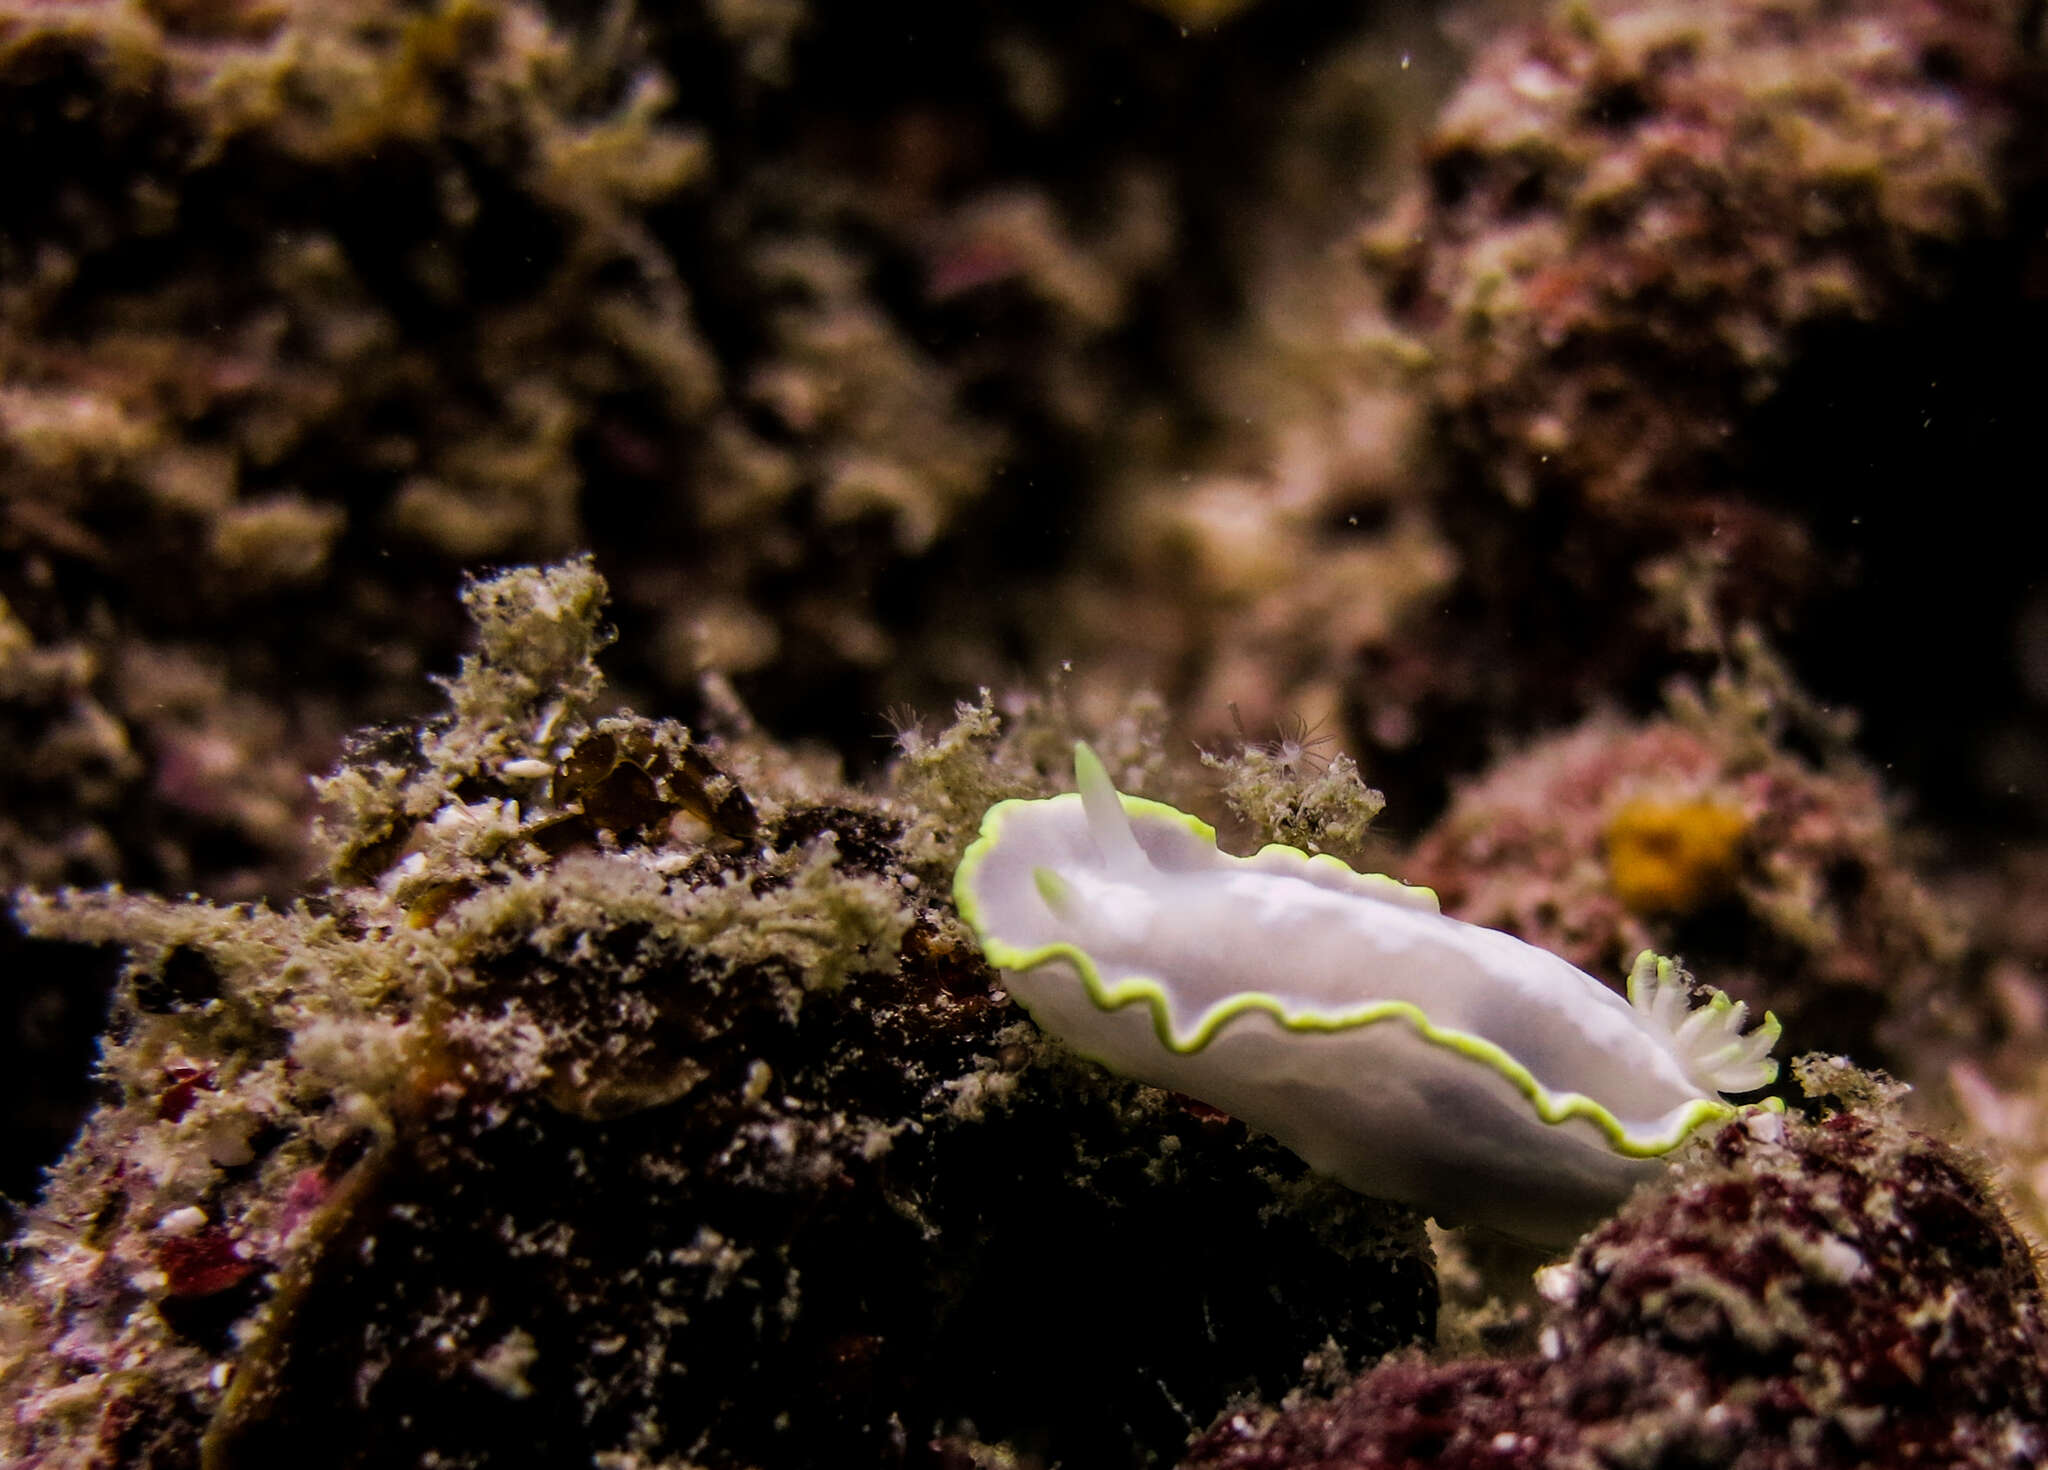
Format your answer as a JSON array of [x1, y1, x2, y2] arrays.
[[1184, 1063, 2048, 1470], [1, 560, 1431, 1470], [1376, 0, 2023, 511]]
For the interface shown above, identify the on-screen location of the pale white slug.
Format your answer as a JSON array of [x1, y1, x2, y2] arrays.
[[953, 744, 1780, 1248]]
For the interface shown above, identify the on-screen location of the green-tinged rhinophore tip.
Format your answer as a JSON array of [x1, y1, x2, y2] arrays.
[[1072, 741, 1146, 871]]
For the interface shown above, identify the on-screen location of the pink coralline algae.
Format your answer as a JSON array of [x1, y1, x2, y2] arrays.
[[1184, 1078, 2048, 1470], [1374, 0, 2023, 509], [1404, 704, 1964, 1064]]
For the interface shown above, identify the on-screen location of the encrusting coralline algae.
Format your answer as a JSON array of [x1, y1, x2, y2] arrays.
[[1186, 1062, 2048, 1470]]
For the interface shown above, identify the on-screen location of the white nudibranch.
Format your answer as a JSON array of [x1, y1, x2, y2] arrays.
[[953, 744, 1782, 1249]]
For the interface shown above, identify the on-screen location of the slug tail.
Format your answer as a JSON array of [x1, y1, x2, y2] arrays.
[[1073, 742, 1149, 872]]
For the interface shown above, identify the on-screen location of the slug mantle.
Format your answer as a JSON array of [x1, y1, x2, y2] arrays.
[[953, 745, 1781, 1248]]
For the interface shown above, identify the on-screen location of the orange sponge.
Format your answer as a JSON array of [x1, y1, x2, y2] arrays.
[[1604, 798, 1748, 916]]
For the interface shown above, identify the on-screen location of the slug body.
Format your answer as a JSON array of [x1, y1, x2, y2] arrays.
[[953, 746, 1780, 1249]]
